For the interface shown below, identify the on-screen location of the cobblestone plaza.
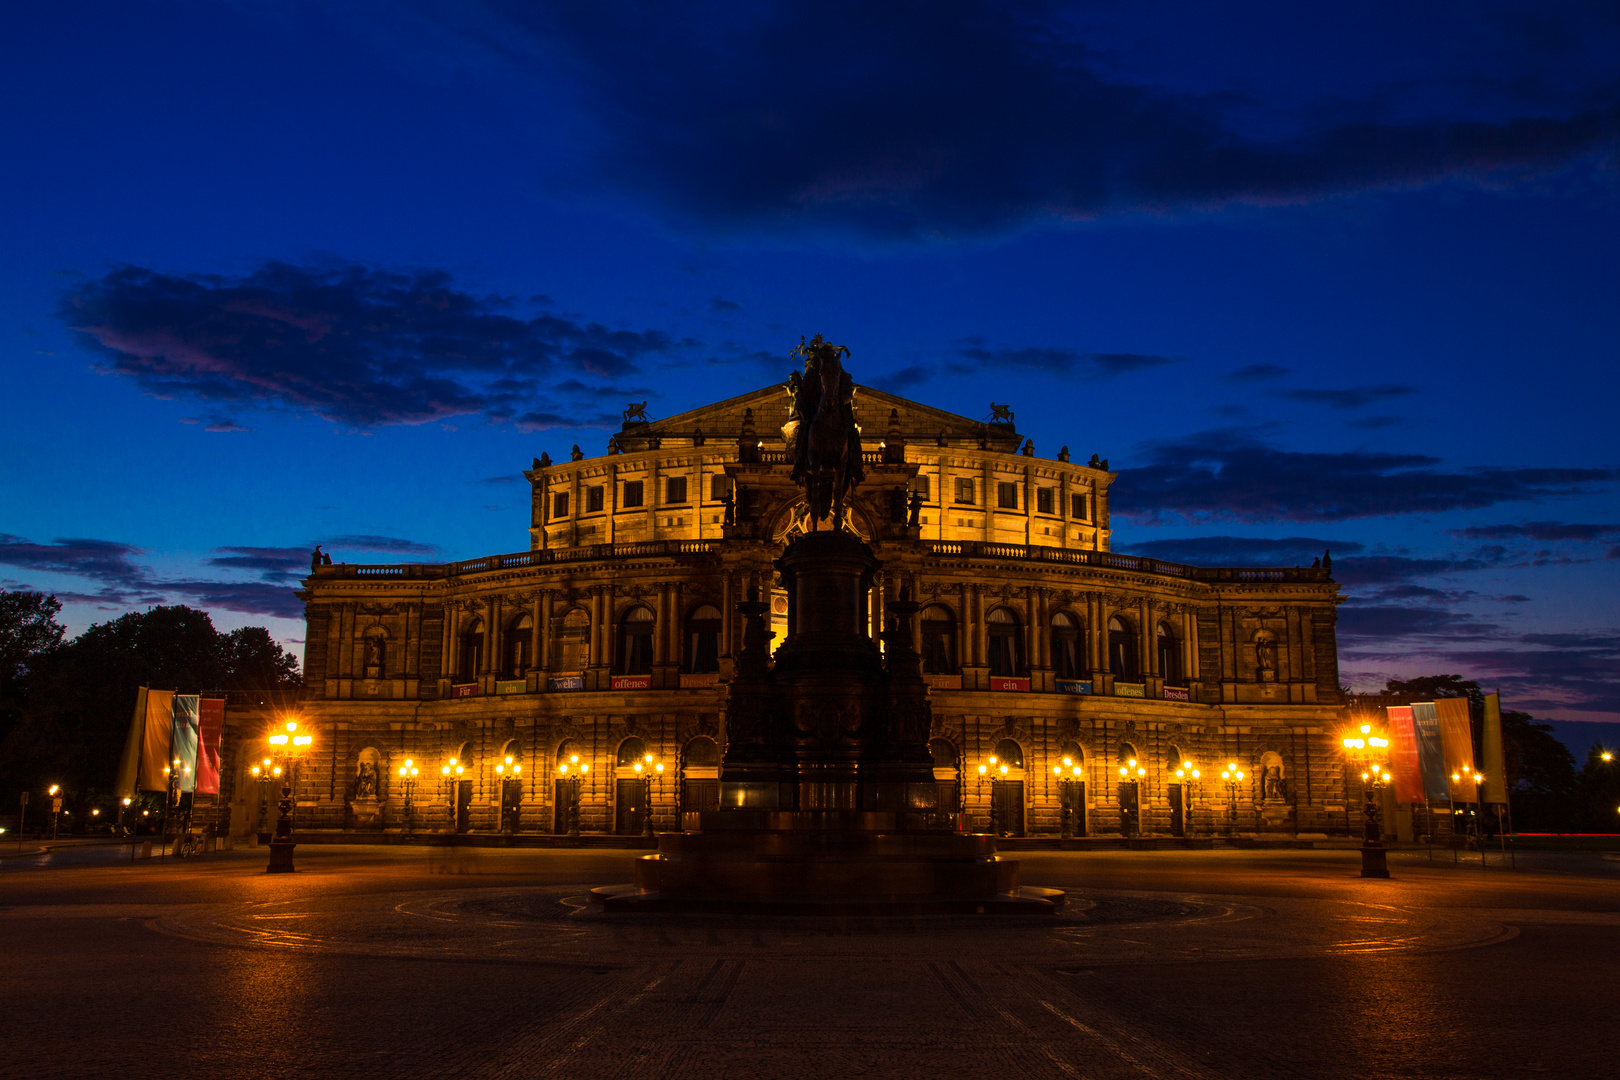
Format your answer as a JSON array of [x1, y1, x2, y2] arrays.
[[5, 843, 1616, 1079]]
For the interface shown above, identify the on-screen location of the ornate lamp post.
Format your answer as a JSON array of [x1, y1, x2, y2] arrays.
[[1116, 758, 1146, 836], [396, 758, 419, 834], [1173, 760, 1202, 838], [1219, 762, 1246, 837], [495, 756, 523, 833], [557, 756, 589, 838], [1342, 723, 1392, 878], [441, 757, 465, 832], [1053, 759, 1085, 839], [265, 718, 313, 873], [632, 753, 665, 837], [249, 757, 279, 843]]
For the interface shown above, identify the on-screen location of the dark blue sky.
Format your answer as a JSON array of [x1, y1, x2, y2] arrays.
[[2, 2, 1617, 726]]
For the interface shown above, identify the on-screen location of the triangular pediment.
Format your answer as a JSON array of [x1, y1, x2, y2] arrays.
[[620, 382, 1016, 451]]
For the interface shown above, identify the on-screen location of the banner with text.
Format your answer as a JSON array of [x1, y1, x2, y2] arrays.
[[195, 697, 225, 795], [1410, 702, 1450, 803], [1386, 706, 1424, 804], [1482, 693, 1508, 805], [171, 695, 200, 793]]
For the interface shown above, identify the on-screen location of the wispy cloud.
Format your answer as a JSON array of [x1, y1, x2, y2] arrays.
[[1110, 430, 1615, 523], [59, 260, 699, 431]]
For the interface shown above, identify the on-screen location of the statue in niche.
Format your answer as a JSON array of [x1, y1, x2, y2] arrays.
[[907, 489, 923, 527], [722, 489, 736, 526], [1264, 765, 1286, 801], [1255, 633, 1277, 681], [364, 635, 385, 677], [354, 760, 379, 799]]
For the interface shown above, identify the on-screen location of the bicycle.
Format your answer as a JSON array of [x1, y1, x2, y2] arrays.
[[174, 830, 203, 858]]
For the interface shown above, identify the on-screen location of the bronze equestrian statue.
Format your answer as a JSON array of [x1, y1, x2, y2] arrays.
[[782, 334, 864, 530]]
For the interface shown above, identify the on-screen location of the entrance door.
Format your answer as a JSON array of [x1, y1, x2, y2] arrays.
[[681, 778, 719, 814], [991, 780, 1024, 836], [1118, 781, 1140, 835], [1168, 783, 1185, 837], [1064, 781, 1088, 837], [500, 778, 523, 832], [455, 780, 472, 833], [616, 777, 647, 835], [553, 779, 573, 833]]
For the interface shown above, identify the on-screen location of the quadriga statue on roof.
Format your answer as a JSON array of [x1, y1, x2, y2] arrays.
[[781, 333, 865, 530]]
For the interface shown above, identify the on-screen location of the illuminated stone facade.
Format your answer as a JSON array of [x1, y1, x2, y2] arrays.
[[222, 384, 1355, 841]]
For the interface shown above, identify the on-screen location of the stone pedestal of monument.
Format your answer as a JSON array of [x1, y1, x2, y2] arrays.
[[594, 530, 1062, 915], [349, 796, 383, 830]]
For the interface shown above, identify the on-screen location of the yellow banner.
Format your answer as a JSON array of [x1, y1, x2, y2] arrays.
[[1481, 693, 1508, 804], [137, 689, 174, 791], [1435, 697, 1477, 802]]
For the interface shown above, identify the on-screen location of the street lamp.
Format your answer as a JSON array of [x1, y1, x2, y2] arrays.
[[441, 757, 465, 832], [1173, 759, 1202, 838], [1341, 723, 1392, 878], [396, 758, 419, 834], [557, 755, 589, 838], [632, 753, 665, 837], [48, 785, 61, 840], [1219, 762, 1246, 837], [1116, 758, 1146, 837], [1053, 757, 1085, 839], [495, 755, 523, 833], [249, 757, 278, 842], [265, 718, 313, 873]]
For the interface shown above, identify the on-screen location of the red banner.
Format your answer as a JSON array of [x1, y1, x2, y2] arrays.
[[450, 683, 480, 699], [611, 674, 652, 690], [989, 677, 1029, 692], [1386, 706, 1423, 803], [195, 697, 225, 795]]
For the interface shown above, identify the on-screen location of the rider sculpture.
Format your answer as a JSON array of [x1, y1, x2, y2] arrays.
[[782, 334, 865, 531]]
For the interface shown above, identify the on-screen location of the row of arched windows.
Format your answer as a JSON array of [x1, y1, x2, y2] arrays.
[[919, 606, 1184, 684], [453, 605, 726, 679]]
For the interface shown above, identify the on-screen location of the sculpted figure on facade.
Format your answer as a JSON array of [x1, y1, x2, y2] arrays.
[[782, 333, 864, 530]]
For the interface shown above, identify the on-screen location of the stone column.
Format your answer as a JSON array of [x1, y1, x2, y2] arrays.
[[538, 591, 554, 675], [486, 597, 502, 684]]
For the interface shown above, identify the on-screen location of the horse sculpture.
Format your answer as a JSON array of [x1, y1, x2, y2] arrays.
[[783, 334, 865, 530]]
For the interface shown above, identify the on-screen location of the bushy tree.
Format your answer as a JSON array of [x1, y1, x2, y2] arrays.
[[1572, 743, 1620, 832], [0, 602, 300, 814]]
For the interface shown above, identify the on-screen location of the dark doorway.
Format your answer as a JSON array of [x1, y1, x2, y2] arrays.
[[455, 779, 472, 833], [1118, 781, 1140, 835], [991, 780, 1024, 836], [553, 779, 574, 833], [500, 778, 523, 832], [1064, 780, 1088, 836], [681, 778, 719, 814], [616, 777, 648, 834], [1168, 783, 1185, 837]]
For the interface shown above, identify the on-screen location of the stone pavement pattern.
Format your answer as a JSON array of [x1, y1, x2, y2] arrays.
[[3, 845, 1617, 1080]]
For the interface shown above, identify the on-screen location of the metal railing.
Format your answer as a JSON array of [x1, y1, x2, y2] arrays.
[[312, 539, 722, 580]]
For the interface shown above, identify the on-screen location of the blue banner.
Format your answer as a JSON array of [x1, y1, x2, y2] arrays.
[[170, 695, 200, 793], [1410, 701, 1449, 803]]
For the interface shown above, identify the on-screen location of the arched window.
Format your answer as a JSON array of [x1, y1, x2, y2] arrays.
[[555, 739, 580, 767], [617, 606, 656, 675], [551, 608, 589, 673], [987, 607, 1024, 677], [616, 736, 647, 767], [506, 614, 533, 677], [458, 618, 484, 680], [929, 738, 959, 769], [685, 604, 722, 673], [682, 736, 720, 768], [920, 605, 957, 675], [1108, 616, 1138, 680], [1166, 744, 1184, 772], [993, 738, 1024, 769], [1119, 741, 1141, 773], [1051, 611, 1082, 679], [1057, 741, 1084, 774], [1157, 621, 1181, 686]]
